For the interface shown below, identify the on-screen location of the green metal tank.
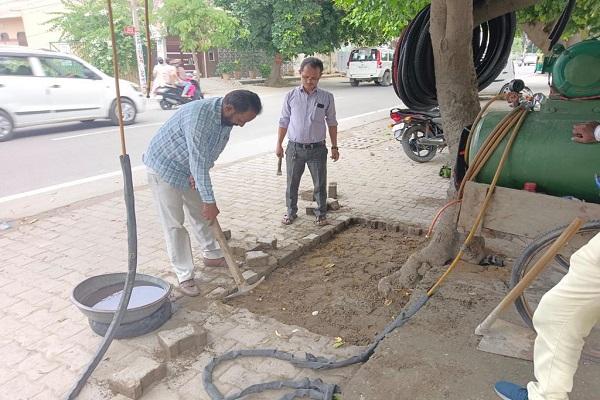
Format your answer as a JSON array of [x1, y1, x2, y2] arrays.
[[468, 98, 600, 204]]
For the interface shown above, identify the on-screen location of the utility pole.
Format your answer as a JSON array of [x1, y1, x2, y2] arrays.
[[129, 0, 147, 94]]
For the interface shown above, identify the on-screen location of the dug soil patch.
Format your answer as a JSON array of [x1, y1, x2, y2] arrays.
[[229, 225, 426, 345]]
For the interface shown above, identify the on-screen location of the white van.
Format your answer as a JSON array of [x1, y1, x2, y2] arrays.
[[347, 47, 393, 87], [0, 47, 146, 141]]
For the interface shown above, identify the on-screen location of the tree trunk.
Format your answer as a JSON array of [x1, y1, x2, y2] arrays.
[[265, 53, 286, 86], [377, 0, 547, 295], [522, 21, 554, 54], [192, 52, 202, 80], [378, 0, 481, 295]]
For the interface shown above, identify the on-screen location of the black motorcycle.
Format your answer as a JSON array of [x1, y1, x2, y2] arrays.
[[156, 80, 203, 110], [390, 107, 445, 162]]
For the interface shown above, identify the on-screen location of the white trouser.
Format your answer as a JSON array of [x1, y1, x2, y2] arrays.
[[147, 171, 223, 283], [528, 232, 600, 400]]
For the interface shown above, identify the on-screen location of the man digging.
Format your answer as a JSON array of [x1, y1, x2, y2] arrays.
[[144, 90, 262, 296]]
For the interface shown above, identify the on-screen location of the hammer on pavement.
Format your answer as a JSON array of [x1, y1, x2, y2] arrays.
[[277, 156, 283, 176], [209, 217, 265, 299]]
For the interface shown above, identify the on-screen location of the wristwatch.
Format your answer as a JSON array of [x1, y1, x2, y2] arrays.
[[331, 146, 339, 150]]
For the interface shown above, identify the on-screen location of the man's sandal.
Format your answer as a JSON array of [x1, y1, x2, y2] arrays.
[[314, 216, 328, 226], [282, 214, 297, 225]]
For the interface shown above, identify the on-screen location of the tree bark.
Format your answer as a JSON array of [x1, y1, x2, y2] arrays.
[[379, 0, 480, 295], [192, 52, 202, 80], [265, 53, 286, 86], [473, 0, 539, 25], [522, 21, 554, 54]]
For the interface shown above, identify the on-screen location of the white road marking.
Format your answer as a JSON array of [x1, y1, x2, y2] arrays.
[[51, 122, 164, 141], [338, 107, 391, 122], [0, 165, 146, 204], [6, 107, 394, 202]]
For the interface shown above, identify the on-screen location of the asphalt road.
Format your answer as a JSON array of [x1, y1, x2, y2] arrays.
[[0, 77, 400, 199]]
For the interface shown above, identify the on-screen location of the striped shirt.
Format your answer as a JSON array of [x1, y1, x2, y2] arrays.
[[278, 86, 337, 143], [143, 98, 232, 203]]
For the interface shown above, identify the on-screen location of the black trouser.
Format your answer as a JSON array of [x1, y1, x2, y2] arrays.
[[285, 141, 328, 218]]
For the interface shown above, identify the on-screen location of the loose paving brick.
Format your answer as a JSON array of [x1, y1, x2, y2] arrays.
[[108, 356, 166, 399], [158, 324, 208, 360], [245, 250, 270, 268]]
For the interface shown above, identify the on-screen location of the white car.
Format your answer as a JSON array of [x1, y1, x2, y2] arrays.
[[0, 47, 146, 141], [347, 47, 394, 87]]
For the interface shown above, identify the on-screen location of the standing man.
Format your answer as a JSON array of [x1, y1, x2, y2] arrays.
[[276, 57, 339, 226], [144, 90, 262, 296], [494, 121, 600, 400]]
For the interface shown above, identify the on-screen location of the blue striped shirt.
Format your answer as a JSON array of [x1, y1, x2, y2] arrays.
[[278, 86, 337, 143], [143, 98, 232, 203]]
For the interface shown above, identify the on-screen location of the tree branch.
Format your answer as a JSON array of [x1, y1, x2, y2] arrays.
[[473, 0, 541, 25]]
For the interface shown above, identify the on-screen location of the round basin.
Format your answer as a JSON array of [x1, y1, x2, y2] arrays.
[[71, 273, 172, 325]]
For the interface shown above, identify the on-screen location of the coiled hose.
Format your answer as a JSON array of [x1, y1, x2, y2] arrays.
[[392, 4, 516, 110]]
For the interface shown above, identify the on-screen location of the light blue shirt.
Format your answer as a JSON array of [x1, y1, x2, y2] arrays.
[[278, 86, 337, 143], [143, 98, 232, 203]]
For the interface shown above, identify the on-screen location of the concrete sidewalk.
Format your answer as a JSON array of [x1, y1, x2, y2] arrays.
[[0, 119, 450, 399]]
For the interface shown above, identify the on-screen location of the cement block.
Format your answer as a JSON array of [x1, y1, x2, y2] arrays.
[[245, 251, 270, 268], [242, 270, 258, 280], [326, 198, 340, 211], [108, 356, 166, 399], [328, 182, 338, 199], [300, 189, 314, 201], [254, 237, 278, 251], [302, 233, 320, 246], [277, 244, 303, 265], [157, 324, 207, 360]]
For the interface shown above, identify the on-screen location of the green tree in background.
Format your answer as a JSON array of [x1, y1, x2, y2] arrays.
[[334, 0, 428, 45], [158, 0, 238, 80], [337, 0, 599, 54], [215, 0, 345, 86], [49, 0, 144, 77]]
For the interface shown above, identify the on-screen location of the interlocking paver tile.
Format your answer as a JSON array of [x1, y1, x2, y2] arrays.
[[0, 119, 449, 398]]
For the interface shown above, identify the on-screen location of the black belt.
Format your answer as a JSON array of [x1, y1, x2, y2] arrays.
[[289, 140, 326, 149]]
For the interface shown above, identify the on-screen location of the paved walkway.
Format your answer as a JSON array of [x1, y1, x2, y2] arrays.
[[0, 119, 449, 399]]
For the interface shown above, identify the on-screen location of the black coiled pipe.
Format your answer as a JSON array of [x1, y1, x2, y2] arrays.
[[392, 4, 516, 110]]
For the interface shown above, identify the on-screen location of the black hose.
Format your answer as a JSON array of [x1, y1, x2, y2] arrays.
[[65, 155, 138, 399], [203, 294, 430, 400], [548, 0, 576, 50], [392, 4, 516, 110]]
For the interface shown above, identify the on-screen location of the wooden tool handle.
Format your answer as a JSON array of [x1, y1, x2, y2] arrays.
[[210, 218, 246, 286], [476, 217, 583, 334], [277, 157, 282, 175]]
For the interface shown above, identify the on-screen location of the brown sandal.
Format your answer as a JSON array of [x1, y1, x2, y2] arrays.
[[282, 214, 297, 225], [314, 216, 328, 226]]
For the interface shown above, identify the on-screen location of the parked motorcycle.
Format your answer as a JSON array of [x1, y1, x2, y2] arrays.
[[390, 107, 445, 162], [156, 80, 203, 110]]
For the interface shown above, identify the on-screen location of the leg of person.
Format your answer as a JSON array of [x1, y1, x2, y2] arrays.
[[527, 232, 600, 399], [495, 232, 600, 400], [181, 187, 225, 267], [306, 145, 328, 225], [147, 172, 199, 295], [181, 81, 192, 97], [283, 144, 305, 224]]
